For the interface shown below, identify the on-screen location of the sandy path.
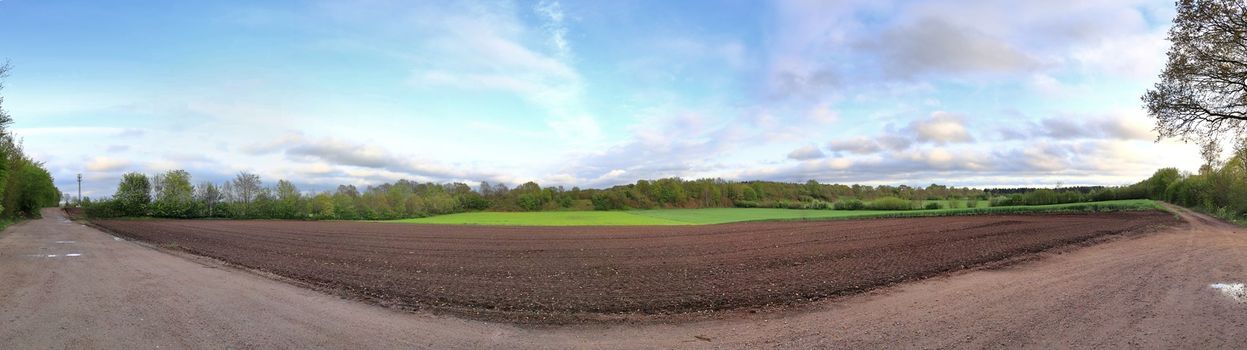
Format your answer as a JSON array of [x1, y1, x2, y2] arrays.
[[1, 207, 1244, 349]]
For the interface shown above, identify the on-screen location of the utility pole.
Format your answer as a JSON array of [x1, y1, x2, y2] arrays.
[[77, 173, 82, 206]]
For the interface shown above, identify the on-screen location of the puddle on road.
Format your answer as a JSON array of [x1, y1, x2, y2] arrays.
[[45, 254, 57, 258], [55, 240, 75, 244], [65, 253, 82, 257], [112, 237, 124, 241], [1210, 283, 1246, 303]]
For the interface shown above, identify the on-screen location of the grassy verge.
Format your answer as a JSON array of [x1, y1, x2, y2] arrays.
[[1189, 205, 1247, 226], [389, 199, 1162, 226]]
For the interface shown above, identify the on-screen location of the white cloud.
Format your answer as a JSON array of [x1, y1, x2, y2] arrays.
[[910, 112, 973, 143], [827, 136, 884, 154], [859, 17, 1040, 79], [535, 0, 569, 58], [404, 1, 599, 142], [85, 157, 132, 172], [9, 0, 1197, 196], [787, 145, 826, 160], [808, 103, 839, 123]]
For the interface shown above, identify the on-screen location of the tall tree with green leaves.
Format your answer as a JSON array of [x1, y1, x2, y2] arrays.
[[152, 170, 195, 218], [114, 172, 151, 217], [274, 179, 303, 219]]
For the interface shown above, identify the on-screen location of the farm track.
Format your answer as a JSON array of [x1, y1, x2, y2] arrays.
[[92, 211, 1178, 323]]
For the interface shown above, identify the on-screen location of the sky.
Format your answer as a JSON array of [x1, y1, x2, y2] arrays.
[[0, 0, 1203, 198]]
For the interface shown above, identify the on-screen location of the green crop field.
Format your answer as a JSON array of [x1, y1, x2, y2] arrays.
[[627, 208, 902, 224], [386, 199, 1162, 226], [388, 211, 690, 226]]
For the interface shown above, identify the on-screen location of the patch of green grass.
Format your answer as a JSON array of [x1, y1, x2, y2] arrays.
[[627, 208, 902, 224], [388, 211, 691, 226], [384, 199, 1162, 226]]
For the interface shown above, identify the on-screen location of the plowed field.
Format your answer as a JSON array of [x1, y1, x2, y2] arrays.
[[92, 211, 1178, 323]]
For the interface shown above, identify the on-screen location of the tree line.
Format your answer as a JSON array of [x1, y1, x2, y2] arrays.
[[1131, 139, 1247, 224], [82, 170, 1007, 220], [0, 63, 62, 221]]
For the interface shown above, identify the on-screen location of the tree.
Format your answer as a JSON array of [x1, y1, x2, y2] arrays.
[[0, 60, 12, 130], [114, 172, 151, 217], [195, 181, 223, 217], [14, 160, 58, 215], [275, 179, 302, 219], [230, 171, 262, 217], [1200, 138, 1224, 173], [1146, 168, 1183, 199], [1143, 0, 1247, 143], [310, 193, 334, 218], [1234, 137, 1247, 177], [151, 169, 195, 218]]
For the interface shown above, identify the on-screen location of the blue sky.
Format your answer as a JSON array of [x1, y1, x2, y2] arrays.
[[0, 0, 1200, 197]]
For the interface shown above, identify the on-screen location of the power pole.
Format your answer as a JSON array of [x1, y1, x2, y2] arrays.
[[77, 173, 82, 205]]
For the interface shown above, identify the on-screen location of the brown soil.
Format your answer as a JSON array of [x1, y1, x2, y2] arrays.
[[91, 211, 1178, 324]]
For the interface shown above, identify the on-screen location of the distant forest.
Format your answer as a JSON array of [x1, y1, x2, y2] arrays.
[[80, 168, 1156, 220]]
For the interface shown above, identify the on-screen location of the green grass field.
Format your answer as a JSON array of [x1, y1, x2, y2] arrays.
[[387, 199, 1161, 226]]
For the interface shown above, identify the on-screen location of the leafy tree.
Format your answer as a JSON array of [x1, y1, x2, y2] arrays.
[[310, 193, 334, 218], [1143, 0, 1247, 143], [741, 186, 758, 201], [151, 169, 195, 218], [275, 179, 303, 219], [14, 160, 58, 215], [114, 172, 151, 216], [331, 191, 357, 219], [1146, 168, 1182, 198]]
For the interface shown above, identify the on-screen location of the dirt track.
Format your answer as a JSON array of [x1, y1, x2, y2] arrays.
[[1, 207, 1245, 348], [91, 212, 1176, 323]]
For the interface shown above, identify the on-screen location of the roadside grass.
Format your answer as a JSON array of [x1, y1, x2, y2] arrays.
[[0, 217, 16, 233], [389, 199, 1162, 226]]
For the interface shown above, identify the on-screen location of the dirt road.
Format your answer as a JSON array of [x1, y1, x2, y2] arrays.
[[1, 207, 1245, 348]]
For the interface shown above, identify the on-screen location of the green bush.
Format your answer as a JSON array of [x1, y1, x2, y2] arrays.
[[867, 197, 913, 210], [833, 198, 865, 210], [924, 202, 943, 210]]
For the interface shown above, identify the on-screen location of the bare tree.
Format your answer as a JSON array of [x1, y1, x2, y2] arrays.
[[231, 172, 262, 215], [1143, 0, 1247, 143], [1200, 138, 1224, 173], [195, 181, 222, 217]]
